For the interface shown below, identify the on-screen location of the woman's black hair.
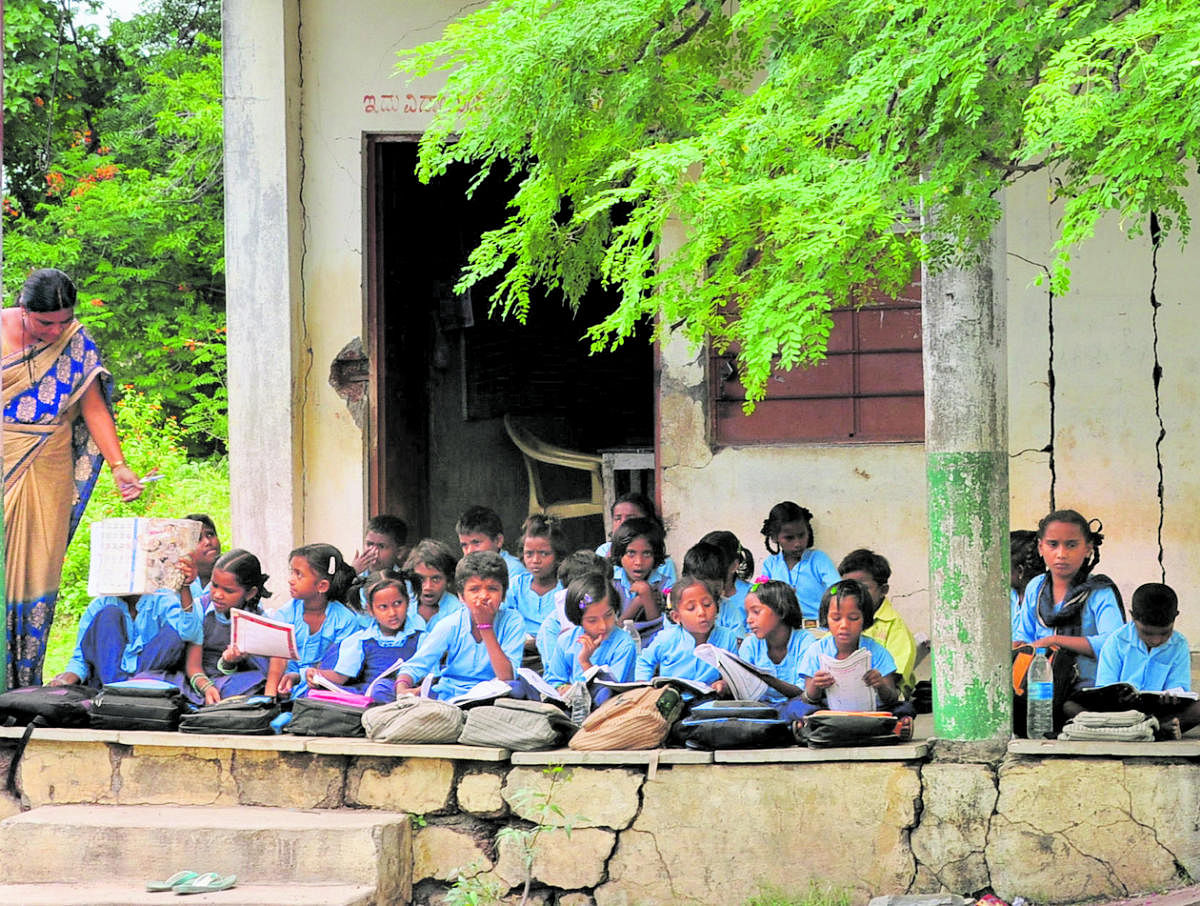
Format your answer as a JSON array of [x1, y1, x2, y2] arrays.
[[818, 578, 877, 631], [18, 268, 76, 312], [363, 569, 414, 608], [563, 572, 621, 627], [748, 579, 803, 630], [1009, 530, 1043, 594], [1036, 509, 1104, 580], [700, 530, 754, 581], [288, 543, 355, 603], [609, 517, 666, 569], [760, 501, 815, 555], [212, 548, 270, 613]]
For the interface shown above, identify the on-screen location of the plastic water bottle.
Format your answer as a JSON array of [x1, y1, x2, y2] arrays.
[[1026, 651, 1054, 739], [566, 681, 591, 725]]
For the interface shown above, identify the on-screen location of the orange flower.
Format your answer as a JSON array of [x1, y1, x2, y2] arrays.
[[33, 97, 44, 107], [89, 298, 105, 307]]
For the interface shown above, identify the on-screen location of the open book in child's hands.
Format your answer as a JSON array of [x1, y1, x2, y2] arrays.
[[819, 648, 877, 712], [231, 610, 299, 660]]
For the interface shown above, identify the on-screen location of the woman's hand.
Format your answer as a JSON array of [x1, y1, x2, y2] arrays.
[[111, 464, 144, 502]]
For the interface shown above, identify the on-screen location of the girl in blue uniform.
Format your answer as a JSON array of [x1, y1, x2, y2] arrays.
[[796, 579, 906, 718], [635, 575, 738, 690], [506, 513, 569, 638], [595, 492, 677, 587], [182, 548, 273, 705], [308, 570, 425, 703], [610, 517, 671, 641], [402, 539, 462, 632], [738, 579, 820, 719], [264, 544, 360, 698], [760, 501, 840, 623], [395, 552, 525, 700], [544, 571, 637, 693]]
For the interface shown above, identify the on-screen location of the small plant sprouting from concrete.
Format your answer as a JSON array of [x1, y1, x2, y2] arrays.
[[744, 881, 854, 906]]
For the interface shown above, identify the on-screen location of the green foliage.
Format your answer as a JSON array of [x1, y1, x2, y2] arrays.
[[56, 390, 231, 627], [743, 881, 853, 906], [4, 0, 227, 450], [400, 0, 1200, 403]]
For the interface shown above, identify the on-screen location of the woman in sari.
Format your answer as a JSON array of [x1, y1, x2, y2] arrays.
[[2, 268, 144, 687]]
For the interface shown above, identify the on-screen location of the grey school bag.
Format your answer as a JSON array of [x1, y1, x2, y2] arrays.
[[457, 698, 576, 750]]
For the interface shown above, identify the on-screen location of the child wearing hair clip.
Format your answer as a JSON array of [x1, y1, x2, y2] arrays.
[[544, 572, 637, 693], [306, 569, 425, 703], [264, 544, 361, 698], [635, 575, 739, 689], [739, 578, 821, 720], [760, 501, 840, 623]]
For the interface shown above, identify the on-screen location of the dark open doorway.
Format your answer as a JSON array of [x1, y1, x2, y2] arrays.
[[366, 137, 655, 550]]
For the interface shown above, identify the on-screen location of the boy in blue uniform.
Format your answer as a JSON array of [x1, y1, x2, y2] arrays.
[[348, 514, 410, 606], [456, 505, 527, 581], [1092, 582, 1200, 734]]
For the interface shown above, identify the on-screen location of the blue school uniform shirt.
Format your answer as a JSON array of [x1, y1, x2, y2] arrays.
[[65, 591, 203, 681], [635, 621, 739, 684], [717, 578, 751, 637], [544, 625, 638, 687], [1010, 588, 1023, 639], [535, 590, 570, 666], [761, 549, 840, 620], [270, 598, 364, 675], [332, 621, 425, 680], [613, 573, 671, 618], [796, 633, 898, 682], [606, 550, 678, 589], [1095, 621, 1191, 692], [422, 591, 463, 632], [1013, 573, 1125, 686], [501, 550, 528, 581], [738, 628, 820, 704], [398, 606, 525, 700], [504, 572, 563, 636]]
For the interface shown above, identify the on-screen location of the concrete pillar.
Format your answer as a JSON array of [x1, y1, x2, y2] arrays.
[[922, 212, 1012, 741], [222, 0, 303, 575]]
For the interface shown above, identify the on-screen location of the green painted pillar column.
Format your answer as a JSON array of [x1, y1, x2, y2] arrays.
[[922, 217, 1012, 741]]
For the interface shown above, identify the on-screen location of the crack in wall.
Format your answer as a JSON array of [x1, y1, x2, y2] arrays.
[[1149, 211, 1167, 581], [296, 4, 313, 530]]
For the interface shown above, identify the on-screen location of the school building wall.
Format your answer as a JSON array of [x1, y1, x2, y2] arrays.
[[224, 1, 1200, 645]]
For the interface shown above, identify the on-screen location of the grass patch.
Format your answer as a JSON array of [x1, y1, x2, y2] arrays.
[[744, 882, 854, 906]]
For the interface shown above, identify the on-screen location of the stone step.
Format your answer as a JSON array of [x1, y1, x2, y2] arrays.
[[0, 805, 409, 896], [0, 882, 376, 905]]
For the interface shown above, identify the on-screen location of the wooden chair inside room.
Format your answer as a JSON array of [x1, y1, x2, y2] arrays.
[[503, 414, 605, 521]]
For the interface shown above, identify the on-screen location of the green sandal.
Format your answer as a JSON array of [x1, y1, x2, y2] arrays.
[[175, 872, 237, 895], [146, 870, 200, 892]]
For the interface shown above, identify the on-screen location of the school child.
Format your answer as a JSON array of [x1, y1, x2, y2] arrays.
[[395, 552, 525, 700], [402, 539, 463, 631], [348, 514, 410, 605], [183, 549, 273, 705], [184, 513, 222, 606], [635, 575, 738, 689], [1012, 509, 1125, 690], [738, 579, 820, 719], [534, 550, 611, 666], [1009, 529, 1042, 637], [838, 549, 918, 697], [595, 492, 677, 587], [456, 505, 527, 580], [544, 571, 638, 691], [50, 565, 204, 688], [610, 517, 672, 638], [760, 501, 840, 623], [796, 579, 908, 718], [1089, 583, 1200, 734], [505, 513, 570, 638], [685, 530, 755, 637], [307, 570, 424, 704], [263, 544, 361, 698]]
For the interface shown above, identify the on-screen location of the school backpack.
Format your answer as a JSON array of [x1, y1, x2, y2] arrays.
[[794, 710, 902, 749], [362, 696, 466, 745], [89, 679, 186, 731], [675, 700, 793, 750], [568, 685, 684, 751], [457, 698, 576, 751], [285, 696, 369, 737], [178, 695, 281, 735], [0, 684, 99, 795]]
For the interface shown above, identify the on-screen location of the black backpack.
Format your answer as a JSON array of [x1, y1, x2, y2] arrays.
[[89, 679, 186, 731], [178, 695, 281, 735], [285, 697, 369, 737], [0, 684, 99, 795], [675, 700, 793, 750], [795, 711, 902, 748]]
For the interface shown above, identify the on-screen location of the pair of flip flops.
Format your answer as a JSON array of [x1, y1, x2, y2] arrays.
[[146, 871, 238, 894]]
